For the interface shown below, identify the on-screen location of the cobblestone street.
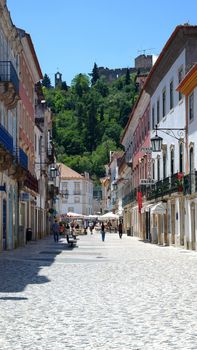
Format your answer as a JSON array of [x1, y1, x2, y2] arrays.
[[0, 233, 197, 350]]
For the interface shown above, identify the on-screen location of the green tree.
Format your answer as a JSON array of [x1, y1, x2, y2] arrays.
[[125, 68, 131, 85], [91, 62, 99, 85], [61, 81, 68, 91], [42, 73, 51, 88], [71, 74, 90, 97]]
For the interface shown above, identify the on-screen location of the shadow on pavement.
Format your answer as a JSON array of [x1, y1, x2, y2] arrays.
[[0, 237, 76, 295]]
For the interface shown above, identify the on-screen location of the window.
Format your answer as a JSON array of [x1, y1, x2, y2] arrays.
[[162, 89, 166, 117], [157, 158, 160, 181], [74, 197, 80, 203], [170, 80, 174, 109], [62, 182, 68, 191], [178, 67, 183, 101], [68, 207, 74, 212], [189, 92, 194, 121], [171, 148, 174, 175], [189, 147, 194, 173], [163, 154, 167, 179], [74, 182, 80, 195], [152, 106, 155, 129], [157, 99, 160, 124], [179, 143, 183, 173]]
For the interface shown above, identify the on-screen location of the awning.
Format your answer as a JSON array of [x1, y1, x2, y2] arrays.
[[141, 203, 154, 213], [150, 202, 167, 214]]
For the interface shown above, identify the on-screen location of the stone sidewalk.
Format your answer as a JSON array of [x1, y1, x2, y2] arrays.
[[0, 233, 197, 349]]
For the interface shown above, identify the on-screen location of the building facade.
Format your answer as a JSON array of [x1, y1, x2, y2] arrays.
[[58, 163, 93, 217]]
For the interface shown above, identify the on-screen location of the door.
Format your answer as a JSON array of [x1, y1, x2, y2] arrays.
[[171, 204, 175, 244], [3, 199, 7, 250], [145, 211, 151, 240]]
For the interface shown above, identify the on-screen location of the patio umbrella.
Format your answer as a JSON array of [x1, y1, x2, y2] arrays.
[[98, 212, 119, 221]]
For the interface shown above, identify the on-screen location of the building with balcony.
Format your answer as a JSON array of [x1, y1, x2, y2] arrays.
[[0, 1, 22, 251], [142, 25, 197, 248]]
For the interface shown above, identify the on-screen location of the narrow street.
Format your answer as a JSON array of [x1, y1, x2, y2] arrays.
[[0, 233, 197, 350]]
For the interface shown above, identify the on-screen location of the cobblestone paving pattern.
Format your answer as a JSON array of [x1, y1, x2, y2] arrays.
[[0, 233, 197, 349]]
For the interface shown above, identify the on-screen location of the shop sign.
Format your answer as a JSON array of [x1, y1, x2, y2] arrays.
[[140, 179, 155, 185], [141, 147, 152, 153]]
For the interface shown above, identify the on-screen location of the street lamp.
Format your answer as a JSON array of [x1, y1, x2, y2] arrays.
[[50, 166, 58, 179], [151, 124, 186, 152]]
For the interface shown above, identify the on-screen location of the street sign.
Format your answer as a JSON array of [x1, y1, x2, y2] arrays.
[[140, 179, 155, 185], [141, 147, 152, 153]]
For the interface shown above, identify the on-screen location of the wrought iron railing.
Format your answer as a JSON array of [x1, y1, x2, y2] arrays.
[[0, 61, 19, 94], [183, 172, 197, 195], [146, 172, 181, 200], [24, 171, 38, 193], [0, 124, 13, 154]]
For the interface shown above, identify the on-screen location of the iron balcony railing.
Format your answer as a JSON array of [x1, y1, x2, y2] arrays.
[[183, 172, 197, 195], [24, 171, 38, 193], [147, 172, 183, 200], [0, 124, 13, 154], [122, 188, 137, 207], [0, 61, 19, 94]]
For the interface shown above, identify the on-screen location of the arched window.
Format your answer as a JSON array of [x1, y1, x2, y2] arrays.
[[163, 153, 167, 179], [179, 143, 183, 173], [157, 157, 160, 181], [190, 147, 194, 173], [171, 148, 174, 175]]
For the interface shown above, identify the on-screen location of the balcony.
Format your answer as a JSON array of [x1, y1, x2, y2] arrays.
[[8, 148, 28, 180], [183, 172, 197, 195], [0, 124, 13, 170], [0, 61, 20, 108], [147, 172, 182, 200], [24, 171, 39, 193], [48, 184, 59, 199]]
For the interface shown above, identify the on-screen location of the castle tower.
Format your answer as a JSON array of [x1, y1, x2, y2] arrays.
[[55, 71, 62, 88]]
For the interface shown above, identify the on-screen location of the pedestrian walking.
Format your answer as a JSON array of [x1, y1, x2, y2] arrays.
[[118, 221, 123, 239], [101, 222, 105, 242], [52, 219, 59, 242]]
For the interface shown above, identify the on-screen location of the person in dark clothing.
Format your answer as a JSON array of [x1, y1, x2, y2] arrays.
[[118, 221, 123, 239], [101, 222, 105, 242], [52, 220, 59, 242]]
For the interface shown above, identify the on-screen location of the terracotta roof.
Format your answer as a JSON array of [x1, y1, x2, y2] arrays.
[[59, 163, 83, 179]]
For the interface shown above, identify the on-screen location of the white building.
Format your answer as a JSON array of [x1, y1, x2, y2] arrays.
[[144, 25, 197, 247], [57, 163, 93, 216]]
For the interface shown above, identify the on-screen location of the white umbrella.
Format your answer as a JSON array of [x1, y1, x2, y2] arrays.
[[98, 212, 119, 221], [66, 212, 84, 218]]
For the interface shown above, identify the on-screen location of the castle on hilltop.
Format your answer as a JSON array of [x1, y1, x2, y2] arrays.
[[97, 54, 157, 83]]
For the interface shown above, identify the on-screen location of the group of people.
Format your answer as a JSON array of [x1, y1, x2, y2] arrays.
[[52, 218, 124, 243], [52, 220, 77, 242]]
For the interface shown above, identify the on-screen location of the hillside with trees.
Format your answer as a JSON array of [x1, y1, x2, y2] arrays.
[[43, 64, 138, 181]]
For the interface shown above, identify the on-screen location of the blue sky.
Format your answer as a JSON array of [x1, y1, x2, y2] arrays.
[[7, 0, 197, 86]]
